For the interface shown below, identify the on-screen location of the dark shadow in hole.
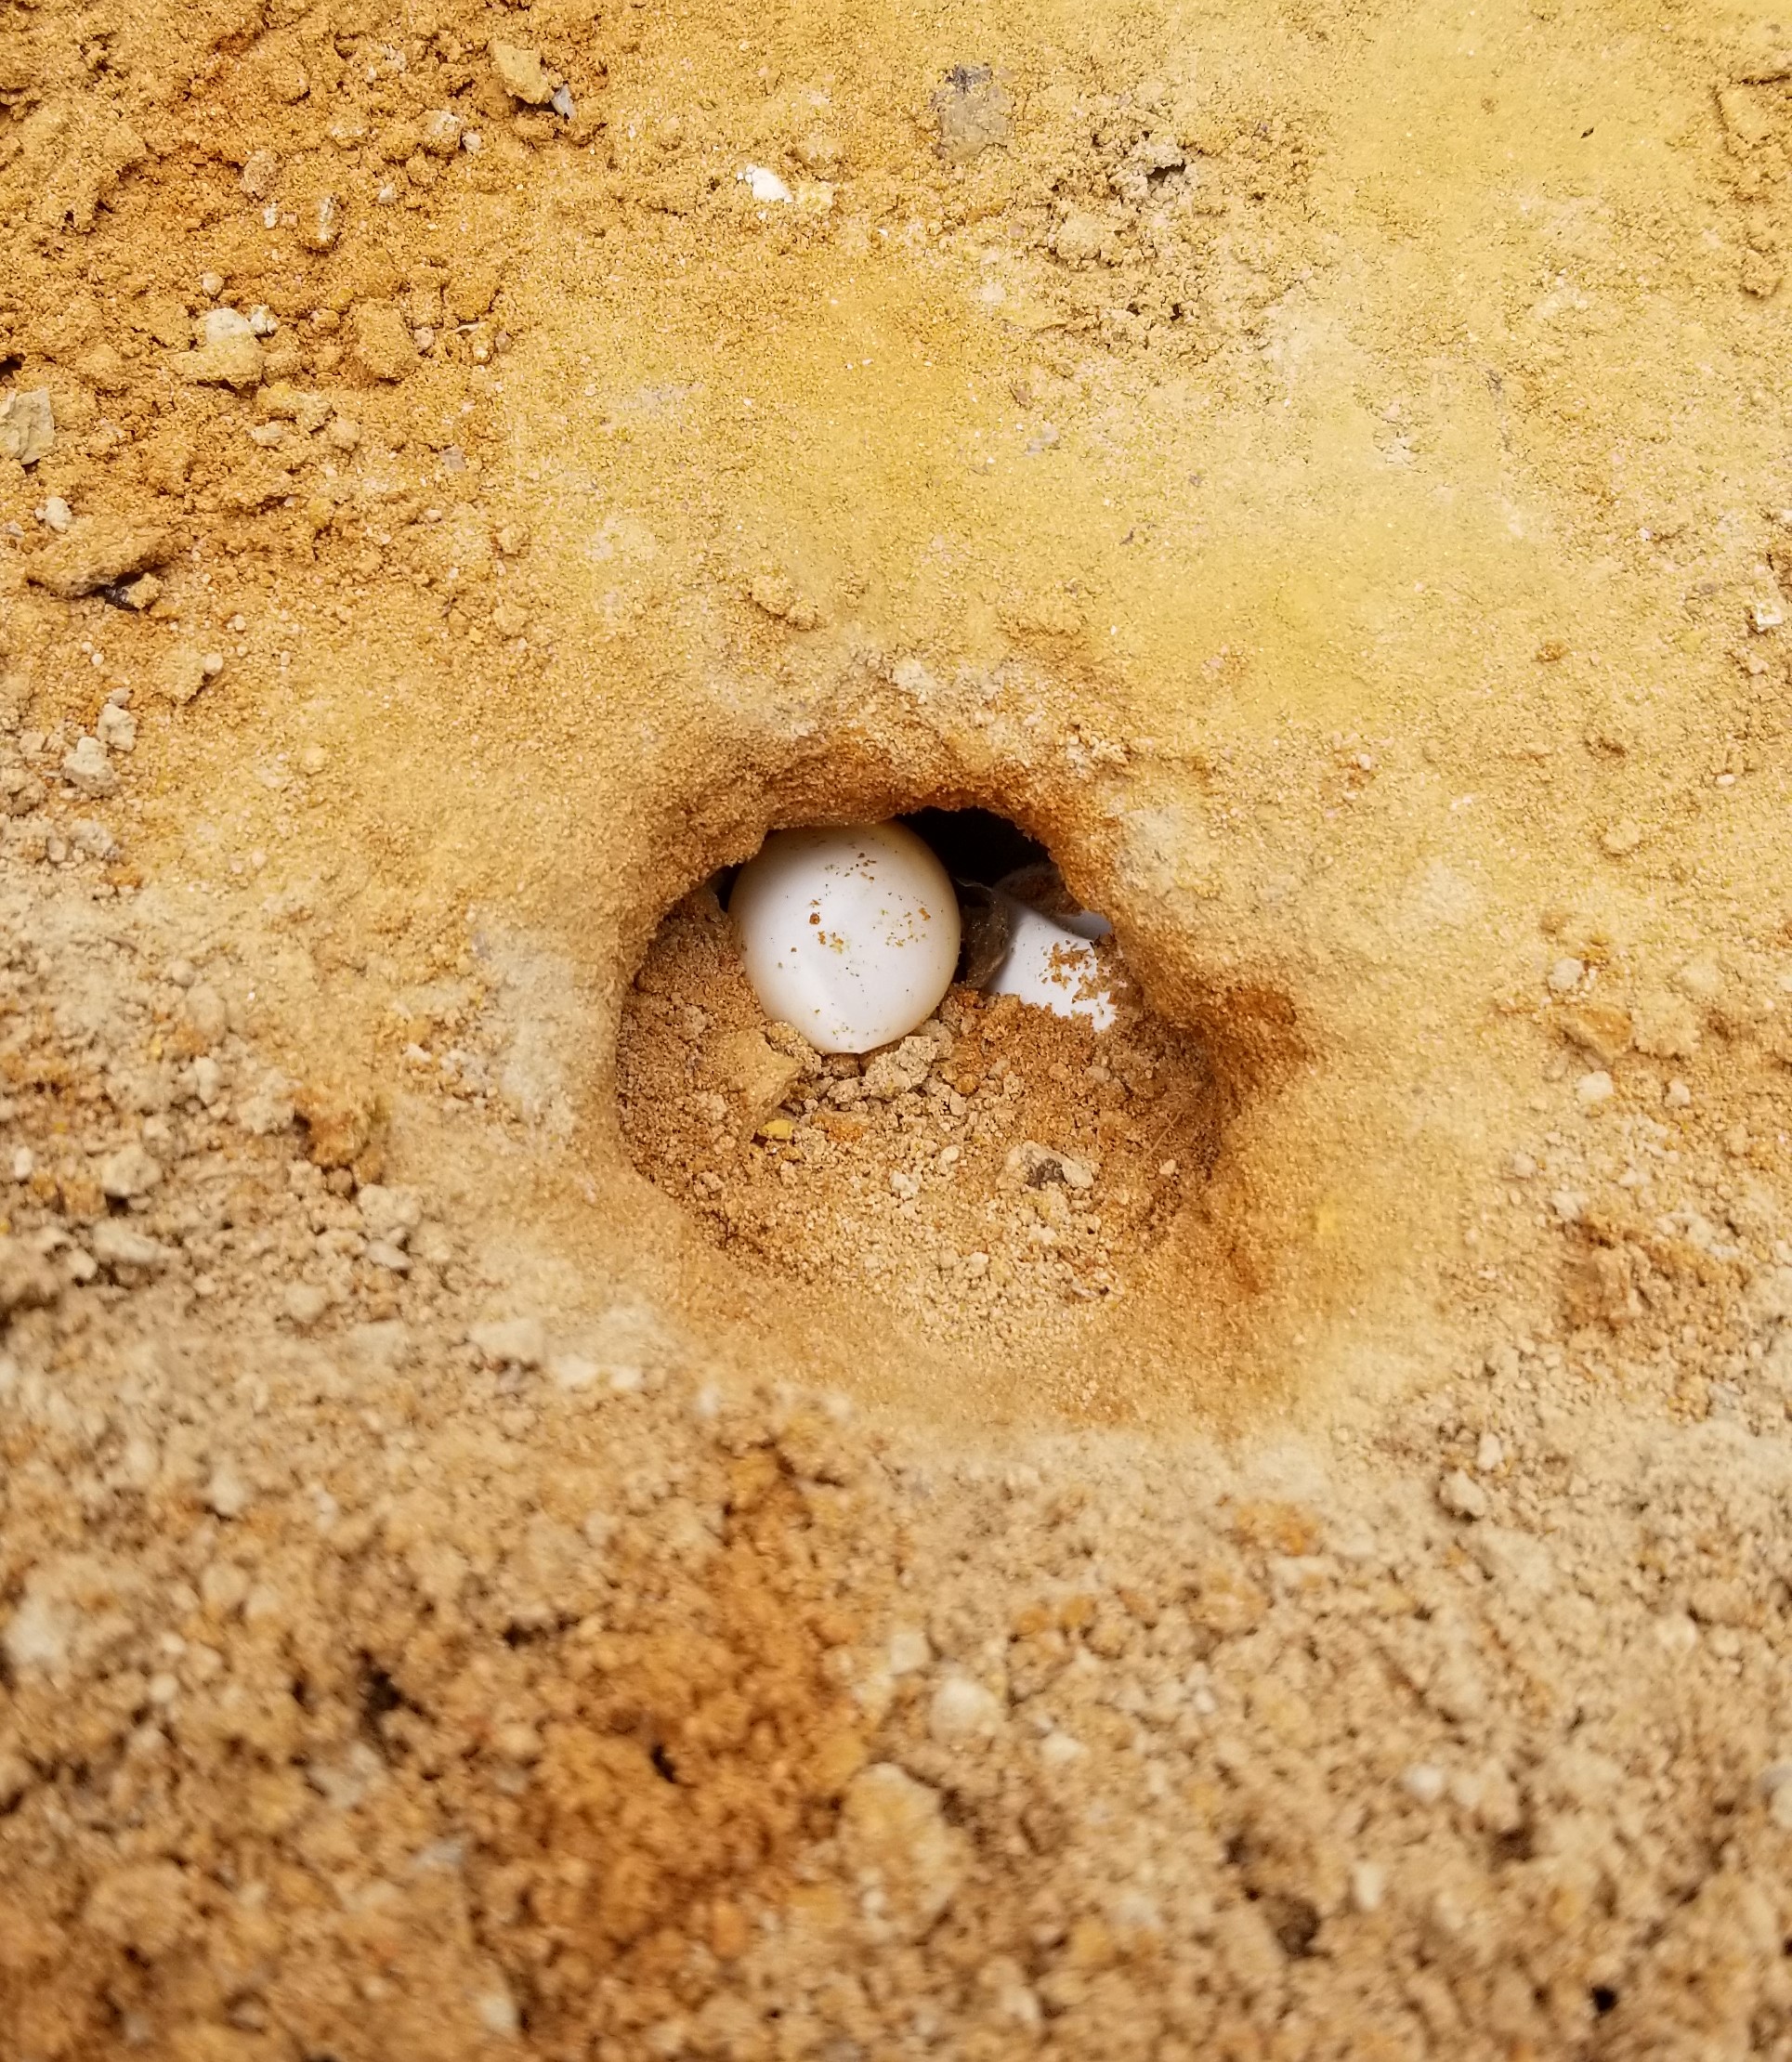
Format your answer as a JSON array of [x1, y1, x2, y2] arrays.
[[649, 1742, 679, 1783], [900, 806, 1048, 886], [1590, 1987, 1618, 2016]]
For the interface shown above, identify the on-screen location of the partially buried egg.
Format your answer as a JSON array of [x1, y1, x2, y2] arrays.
[[728, 823, 961, 1055]]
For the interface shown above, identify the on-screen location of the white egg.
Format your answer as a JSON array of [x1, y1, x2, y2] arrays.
[[729, 823, 961, 1055], [982, 893, 1116, 1030]]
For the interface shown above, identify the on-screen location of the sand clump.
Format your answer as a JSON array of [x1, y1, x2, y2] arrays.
[[4, 0, 1792, 2054]]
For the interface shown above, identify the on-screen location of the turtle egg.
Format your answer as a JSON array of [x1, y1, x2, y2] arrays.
[[728, 823, 961, 1055], [982, 893, 1116, 1031]]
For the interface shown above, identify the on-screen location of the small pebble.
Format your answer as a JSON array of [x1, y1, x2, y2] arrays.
[[201, 270, 225, 297], [38, 497, 72, 532], [1438, 1468, 1487, 1520], [739, 163, 793, 203], [1475, 1432, 1504, 1473], [1547, 957, 1585, 993], [1575, 1070, 1614, 1109], [1401, 1763, 1446, 1805]]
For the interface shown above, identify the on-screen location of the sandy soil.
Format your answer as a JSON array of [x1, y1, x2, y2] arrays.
[[4, 0, 1792, 2053]]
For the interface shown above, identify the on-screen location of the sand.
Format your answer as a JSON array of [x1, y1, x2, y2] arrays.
[[4, 0, 1792, 2053]]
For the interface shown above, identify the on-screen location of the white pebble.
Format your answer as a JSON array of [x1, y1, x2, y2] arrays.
[[1475, 1432, 1504, 1473], [1575, 1070, 1614, 1108], [1401, 1763, 1446, 1805], [1438, 1468, 1487, 1520], [1547, 956, 1585, 993], [739, 163, 792, 203], [728, 823, 960, 1055], [928, 1673, 1003, 1742]]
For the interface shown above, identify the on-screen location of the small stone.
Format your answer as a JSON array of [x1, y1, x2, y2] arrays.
[[491, 39, 556, 105], [301, 194, 342, 251], [1666, 1077, 1692, 1108], [26, 516, 171, 598], [38, 496, 72, 533], [1402, 1763, 1446, 1805], [0, 387, 56, 466], [469, 1315, 547, 1367], [739, 164, 793, 204], [1349, 1860, 1386, 1912], [200, 271, 225, 298], [1475, 1432, 1504, 1472], [240, 148, 280, 198], [89, 1220, 170, 1272], [248, 304, 279, 337], [97, 702, 136, 753], [1600, 817, 1643, 857], [99, 1142, 162, 1199], [476, 1988, 521, 2037], [1575, 1070, 1615, 1109], [204, 1464, 252, 1519], [282, 1282, 331, 1328], [1546, 956, 1585, 993], [551, 83, 575, 119], [120, 574, 161, 609], [61, 735, 115, 796], [1438, 1468, 1487, 1520], [928, 1673, 1003, 1742]]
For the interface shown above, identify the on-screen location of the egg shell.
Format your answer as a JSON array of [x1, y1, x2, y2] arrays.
[[728, 823, 961, 1054], [982, 893, 1116, 1029]]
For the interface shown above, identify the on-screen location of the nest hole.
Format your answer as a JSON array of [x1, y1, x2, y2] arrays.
[[615, 808, 1230, 1351]]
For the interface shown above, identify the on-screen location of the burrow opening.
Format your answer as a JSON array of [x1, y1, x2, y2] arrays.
[[615, 805, 1239, 1351]]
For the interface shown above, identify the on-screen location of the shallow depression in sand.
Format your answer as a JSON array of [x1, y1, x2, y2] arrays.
[[615, 807, 1232, 1358]]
